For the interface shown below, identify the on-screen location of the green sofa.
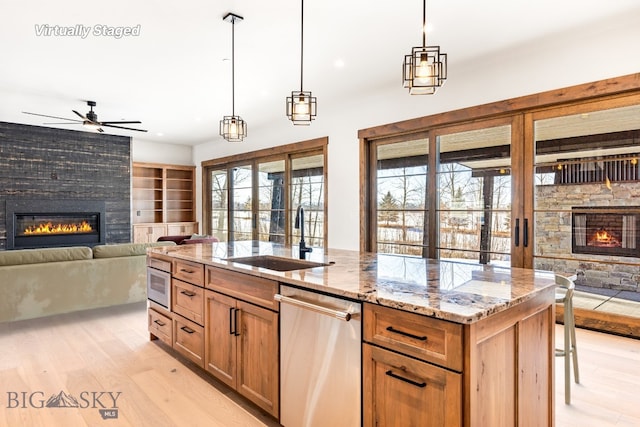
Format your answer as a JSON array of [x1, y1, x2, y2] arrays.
[[0, 242, 175, 323]]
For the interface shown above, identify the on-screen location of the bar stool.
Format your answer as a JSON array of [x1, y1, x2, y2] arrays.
[[555, 274, 579, 404]]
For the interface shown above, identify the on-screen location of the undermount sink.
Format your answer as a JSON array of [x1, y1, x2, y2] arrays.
[[225, 255, 331, 272]]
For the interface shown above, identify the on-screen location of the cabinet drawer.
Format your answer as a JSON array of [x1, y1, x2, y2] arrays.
[[148, 257, 171, 273], [167, 222, 198, 235], [172, 279, 204, 325], [173, 259, 204, 286], [363, 343, 461, 427], [364, 303, 463, 371], [148, 308, 172, 346], [206, 266, 278, 311], [173, 315, 204, 368]]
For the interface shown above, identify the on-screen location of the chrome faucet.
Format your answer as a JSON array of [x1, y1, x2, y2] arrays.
[[294, 205, 313, 259]]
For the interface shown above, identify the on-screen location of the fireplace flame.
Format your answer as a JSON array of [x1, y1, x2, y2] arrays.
[[23, 221, 93, 235], [595, 229, 613, 243]]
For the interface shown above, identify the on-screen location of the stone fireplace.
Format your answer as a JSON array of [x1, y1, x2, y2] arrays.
[[0, 121, 132, 250], [572, 206, 640, 258], [6, 200, 106, 249]]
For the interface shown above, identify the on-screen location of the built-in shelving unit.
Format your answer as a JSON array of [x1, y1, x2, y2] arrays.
[[132, 162, 198, 243]]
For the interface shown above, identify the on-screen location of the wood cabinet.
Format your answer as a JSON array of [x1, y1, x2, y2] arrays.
[[148, 304, 172, 347], [172, 278, 204, 325], [204, 266, 279, 418], [133, 222, 199, 243], [132, 162, 197, 243], [364, 303, 462, 427], [134, 223, 168, 243], [363, 287, 555, 427], [173, 314, 204, 367], [364, 344, 461, 427]]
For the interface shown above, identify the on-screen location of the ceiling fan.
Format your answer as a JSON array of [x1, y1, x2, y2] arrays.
[[23, 100, 148, 133]]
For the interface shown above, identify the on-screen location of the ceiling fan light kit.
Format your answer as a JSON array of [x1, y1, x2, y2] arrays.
[[220, 12, 247, 142], [286, 0, 317, 125], [402, 0, 447, 95]]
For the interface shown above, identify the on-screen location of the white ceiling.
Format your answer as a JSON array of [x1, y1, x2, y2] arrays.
[[1, 0, 639, 146]]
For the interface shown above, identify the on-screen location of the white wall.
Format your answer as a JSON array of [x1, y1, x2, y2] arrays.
[[132, 139, 193, 166], [192, 11, 640, 251]]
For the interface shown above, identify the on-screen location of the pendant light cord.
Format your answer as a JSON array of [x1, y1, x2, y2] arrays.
[[300, 0, 304, 92], [231, 17, 236, 116], [422, 0, 426, 47]]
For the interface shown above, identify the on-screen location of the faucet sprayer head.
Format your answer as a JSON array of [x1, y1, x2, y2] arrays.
[[295, 205, 303, 229]]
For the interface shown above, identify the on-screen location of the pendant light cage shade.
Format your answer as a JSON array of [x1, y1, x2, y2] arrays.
[[286, 0, 317, 124], [403, 46, 447, 95], [219, 115, 247, 142], [286, 91, 317, 125]]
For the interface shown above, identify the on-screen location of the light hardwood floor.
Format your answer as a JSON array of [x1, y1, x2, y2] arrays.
[[1, 302, 638, 426]]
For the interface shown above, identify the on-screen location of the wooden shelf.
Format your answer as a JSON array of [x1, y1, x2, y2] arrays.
[[132, 162, 198, 242]]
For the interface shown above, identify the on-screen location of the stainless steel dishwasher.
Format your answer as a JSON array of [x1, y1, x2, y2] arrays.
[[276, 285, 361, 427]]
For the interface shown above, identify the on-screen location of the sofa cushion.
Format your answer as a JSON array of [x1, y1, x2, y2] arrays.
[[0, 246, 93, 266], [92, 241, 175, 259]]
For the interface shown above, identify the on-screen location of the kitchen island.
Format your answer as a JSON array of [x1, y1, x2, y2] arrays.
[[147, 241, 556, 427]]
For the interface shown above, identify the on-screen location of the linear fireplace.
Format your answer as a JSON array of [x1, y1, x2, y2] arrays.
[[6, 200, 106, 249], [572, 206, 640, 258]]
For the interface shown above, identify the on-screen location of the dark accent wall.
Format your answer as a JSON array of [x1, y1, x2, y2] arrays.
[[0, 121, 131, 250]]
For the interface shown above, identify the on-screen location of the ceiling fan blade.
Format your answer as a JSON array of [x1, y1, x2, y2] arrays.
[[22, 111, 82, 122], [102, 123, 148, 132], [72, 110, 88, 120], [100, 120, 142, 125], [43, 122, 82, 125]]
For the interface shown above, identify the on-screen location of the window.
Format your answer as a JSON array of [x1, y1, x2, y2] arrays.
[[258, 159, 286, 243], [375, 139, 429, 256], [362, 119, 516, 266], [209, 169, 228, 242], [202, 138, 327, 247], [290, 153, 326, 248], [435, 124, 512, 265]]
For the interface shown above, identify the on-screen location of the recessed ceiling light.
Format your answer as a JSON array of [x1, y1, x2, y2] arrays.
[[334, 59, 345, 68], [156, 132, 164, 137]]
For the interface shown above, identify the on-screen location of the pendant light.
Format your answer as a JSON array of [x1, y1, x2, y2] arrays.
[[286, 0, 317, 125], [402, 0, 447, 95], [220, 13, 247, 142]]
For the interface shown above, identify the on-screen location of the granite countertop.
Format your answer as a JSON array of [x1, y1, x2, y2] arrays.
[[149, 240, 556, 324]]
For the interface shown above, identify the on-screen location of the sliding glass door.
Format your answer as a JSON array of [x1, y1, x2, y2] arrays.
[[365, 117, 525, 265], [434, 118, 522, 266], [203, 140, 327, 247]]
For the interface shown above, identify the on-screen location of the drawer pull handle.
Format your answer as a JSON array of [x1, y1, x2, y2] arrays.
[[180, 326, 195, 334], [153, 319, 166, 327], [385, 370, 427, 388], [229, 307, 235, 335], [386, 326, 428, 341], [180, 290, 196, 297], [180, 269, 195, 274], [234, 308, 241, 337]]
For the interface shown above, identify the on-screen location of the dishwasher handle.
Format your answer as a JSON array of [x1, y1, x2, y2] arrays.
[[274, 293, 353, 322]]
